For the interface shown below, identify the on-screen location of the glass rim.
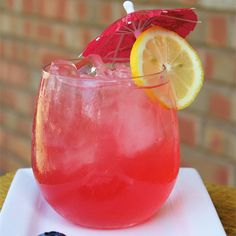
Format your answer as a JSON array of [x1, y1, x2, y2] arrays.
[[42, 58, 168, 88]]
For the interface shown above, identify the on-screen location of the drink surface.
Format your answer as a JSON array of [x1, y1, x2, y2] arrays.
[[32, 67, 180, 228]]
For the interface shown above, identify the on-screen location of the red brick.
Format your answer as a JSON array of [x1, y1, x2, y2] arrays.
[[101, 2, 112, 24], [11, 42, 20, 60], [0, 40, 10, 59], [205, 127, 224, 154], [81, 29, 92, 48], [1, 109, 32, 137], [4, 40, 13, 59], [0, 152, 29, 174], [57, 0, 68, 20], [18, 43, 32, 65], [204, 123, 236, 160], [0, 60, 29, 86], [0, 60, 9, 80], [23, 20, 32, 35], [38, 0, 49, 17], [0, 87, 34, 116], [3, 130, 31, 163], [232, 92, 236, 123], [209, 93, 231, 120], [0, 127, 5, 146], [210, 133, 223, 153], [6, 0, 14, 8], [38, 0, 68, 20], [2, 39, 29, 64], [204, 52, 214, 79], [181, 146, 233, 185], [76, 0, 97, 22], [39, 48, 72, 67], [0, 87, 15, 108], [179, 115, 199, 146], [68, 0, 94, 22], [208, 15, 227, 46], [215, 167, 229, 184], [77, 1, 87, 20], [0, 109, 3, 124], [0, 129, 8, 149], [0, 40, 3, 56], [9, 63, 29, 86], [56, 28, 66, 46], [22, 0, 35, 13], [38, 0, 45, 16], [37, 23, 53, 40]]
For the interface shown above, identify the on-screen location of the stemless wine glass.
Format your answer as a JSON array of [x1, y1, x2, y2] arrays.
[[32, 59, 180, 229]]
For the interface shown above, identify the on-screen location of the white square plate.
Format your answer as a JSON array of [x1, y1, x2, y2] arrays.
[[0, 168, 226, 236]]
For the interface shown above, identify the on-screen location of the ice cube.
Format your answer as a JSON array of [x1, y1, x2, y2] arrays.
[[87, 54, 110, 78], [112, 63, 132, 79], [76, 55, 110, 78], [49, 60, 78, 77], [76, 55, 132, 81], [86, 55, 132, 80], [113, 92, 161, 156]]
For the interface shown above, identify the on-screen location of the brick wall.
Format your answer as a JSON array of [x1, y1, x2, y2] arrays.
[[0, 0, 235, 185]]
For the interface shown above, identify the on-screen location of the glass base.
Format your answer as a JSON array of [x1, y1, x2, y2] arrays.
[[61, 210, 159, 230]]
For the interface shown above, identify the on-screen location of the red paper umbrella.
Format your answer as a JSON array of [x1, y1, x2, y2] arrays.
[[82, 1, 199, 62]]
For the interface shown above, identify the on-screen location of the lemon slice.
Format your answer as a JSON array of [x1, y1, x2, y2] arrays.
[[130, 26, 204, 109]]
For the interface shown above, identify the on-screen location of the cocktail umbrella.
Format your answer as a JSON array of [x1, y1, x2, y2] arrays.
[[81, 1, 199, 62]]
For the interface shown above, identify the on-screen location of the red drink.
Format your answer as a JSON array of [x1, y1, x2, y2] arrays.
[[32, 61, 180, 228]]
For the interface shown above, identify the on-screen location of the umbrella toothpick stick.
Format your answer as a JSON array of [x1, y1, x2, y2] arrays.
[[123, 1, 135, 14], [123, 1, 141, 38]]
